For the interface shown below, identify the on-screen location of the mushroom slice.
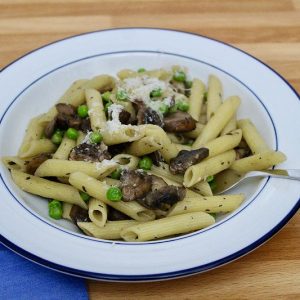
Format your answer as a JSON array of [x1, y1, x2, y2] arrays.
[[70, 205, 89, 223], [169, 148, 209, 175], [148, 151, 164, 166], [151, 175, 168, 191], [69, 142, 111, 162], [135, 101, 163, 126], [118, 109, 131, 125], [26, 153, 52, 175], [44, 117, 57, 138], [80, 118, 92, 133], [139, 186, 186, 211], [120, 170, 152, 202], [55, 103, 76, 115], [163, 111, 196, 133]]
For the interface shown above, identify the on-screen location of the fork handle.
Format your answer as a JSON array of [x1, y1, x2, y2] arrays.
[[252, 169, 300, 181]]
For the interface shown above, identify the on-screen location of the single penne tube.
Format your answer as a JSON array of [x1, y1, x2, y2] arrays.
[[237, 119, 270, 154], [221, 114, 237, 135], [61, 75, 115, 107], [193, 96, 241, 149], [188, 79, 206, 121], [206, 75, 223, 120], [121, 212, 215, 242], [35, 159, 117, 179], [142, 124, 178, 161], [57, 79, 89, 104], [2, 156, 27, 172], [86, 88, 107, 131], [78, 220, 140, 240], [11, 170, 87, 209], [18, 115, 47, 156], [126, 136, 163, 156], [101, 125, 145, 145], [184, 123, 205, 139], [230, 151, 287, 173], [184, 150, 236, 187], [69, 172, 155, 221], [203, 129, 242, 158], [112, 154, 139, 170], [88, 198, 108, 227], [52, 136, 76, 160], [168, 194, 245, 217], [62, 203, 73, 221], [19, 139, 56, 159]]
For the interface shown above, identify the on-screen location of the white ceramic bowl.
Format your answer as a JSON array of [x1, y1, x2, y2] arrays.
[[0, 28, 299, 281]]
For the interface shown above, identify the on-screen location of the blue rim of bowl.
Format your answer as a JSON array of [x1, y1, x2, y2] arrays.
[[0, 28, 299, 281]]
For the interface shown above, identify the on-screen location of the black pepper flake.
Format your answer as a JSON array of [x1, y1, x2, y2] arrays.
[[223, 197, 226, 200], [184, 206, 187, 210], [65, 173, 70, 176], [221, 162, 225, 165], [227, 161, 230, 164], [219, 204, 223, 207], [203, 198, 207, 200], [82, 186, 87, 192], [25, 176, 31, 180], [259, 157, 262, 160], [205, 209, 210, 212], [8, 161, 16, 166]]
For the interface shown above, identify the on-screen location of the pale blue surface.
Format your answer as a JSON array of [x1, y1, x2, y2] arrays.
[[0, 244, 88, 300]]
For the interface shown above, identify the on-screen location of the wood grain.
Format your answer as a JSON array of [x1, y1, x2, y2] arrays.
[[0, 0, 299, 299]]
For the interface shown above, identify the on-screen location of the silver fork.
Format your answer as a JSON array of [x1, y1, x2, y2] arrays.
[[214, 169, 300, 194]]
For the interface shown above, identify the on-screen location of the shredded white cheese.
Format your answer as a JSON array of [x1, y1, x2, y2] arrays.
[[106, 104, 124, 132]]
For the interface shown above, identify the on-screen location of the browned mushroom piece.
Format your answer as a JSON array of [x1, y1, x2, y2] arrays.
[[80, 118, 92, 133], [133, 100, 163, 126], [120, 170, 152, 202], [235, 147, 251, 160], [55, 103, 76, 115], [44, 117, 57, 138], [138, 185, 186, 211], [163, 111, 196, 133], [107, 206, 131, 221], [70, 205, 90, 223], [107, 142, 129, 156], [69, 142, 111, 162], [26, 153, 52, 175], [118, 109, 131, 125], [169, 148, 209, 175], [148, 151, 164, 166]]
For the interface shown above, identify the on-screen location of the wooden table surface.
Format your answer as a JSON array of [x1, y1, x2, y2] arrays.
[[1, 0, 299, 298]]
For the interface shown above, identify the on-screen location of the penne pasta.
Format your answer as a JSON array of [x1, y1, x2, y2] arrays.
[[53, 136, 76, 160], [230, 151, 286, 173], [78, 220, 140, 240], [19, 139, 56, 159], [206, 75, 223, 120], [184, 150, 236, 187], [11, 170, 87, 209], [188, 79, 206, 121], [168, 194, 245, 217], [88, 198, 108, 227], [34, 159, 117, 179], [121, 212, 215, 242], [193, 96, 241, 149], [126, 136, 163, 156]]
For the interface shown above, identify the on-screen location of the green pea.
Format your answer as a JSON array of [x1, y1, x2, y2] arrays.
[[80, 191, 90, 202], [102, 91, 111, 103], [116, 90, 128, 101], [208, 178, 217, 191], [51, 132, 63, 145], [77, 105, 89, 118], [138, 156, 153, 170], [48, 200, 63, 220], [104, 101, 113, 112], [184, 80, 193, 89], [110, 168, 122, 179], [137, 68, 146, 73], [177, 101, 189, 112], [206, 175, 214, 182], [159, 103, 169, 115], [106, 187, 123, 202], [173, 71, 186, 82], [89, 132, 103, 144], [150, 88, 162, 98], [66, 128, 79, 140]]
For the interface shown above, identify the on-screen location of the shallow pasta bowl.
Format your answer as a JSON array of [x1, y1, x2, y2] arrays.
[[0, 28, 299, 281]]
